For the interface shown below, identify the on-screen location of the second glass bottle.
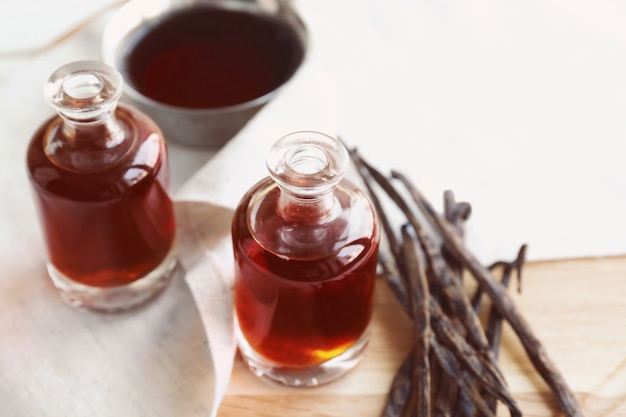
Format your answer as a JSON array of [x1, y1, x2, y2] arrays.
[[232, 131, 380, 386], [26, 61, 177, 312]]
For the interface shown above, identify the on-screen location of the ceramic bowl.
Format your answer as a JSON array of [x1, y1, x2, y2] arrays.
[[101, 0, 308, 148]]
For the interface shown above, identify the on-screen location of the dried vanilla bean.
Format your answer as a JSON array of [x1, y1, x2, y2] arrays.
[[429, 337, 495, 417], [443, 190, 472, 235], [382, 353, 414, 417], [357, 158, 491, 354], [393, 172, 583, 417], [442, 190, 471, 281], [401, 225, 431, 417], [480, 245, 527, 413], [473, 245, 526, 316], [345, 146, 582, 417], [350, 148, 410, 312], [440, 191, 473, 417], [429, 299, 521, 417], [486, 245, 527, 357], [351, 150, 505, 414], [357, 158, 520, 415]]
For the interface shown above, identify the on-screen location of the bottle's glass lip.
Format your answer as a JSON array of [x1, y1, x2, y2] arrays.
[[267, 131, 348, 196], [44, 60, 123, 121]]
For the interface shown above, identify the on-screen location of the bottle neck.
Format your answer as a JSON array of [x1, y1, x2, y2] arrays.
[[277, 188, 336, 225], [60, 111, 124, 149], [44, 107, 135, 172]]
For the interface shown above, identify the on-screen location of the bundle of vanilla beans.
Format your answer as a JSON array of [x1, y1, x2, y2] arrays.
[[346, 147, 583, 417]]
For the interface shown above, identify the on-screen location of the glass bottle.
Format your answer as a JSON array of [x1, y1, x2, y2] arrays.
[[26, 60, 177, 313], [231, 131, 380, 386]]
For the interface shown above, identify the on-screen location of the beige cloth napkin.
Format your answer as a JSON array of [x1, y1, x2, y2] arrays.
[[173, 202, 237, 417]]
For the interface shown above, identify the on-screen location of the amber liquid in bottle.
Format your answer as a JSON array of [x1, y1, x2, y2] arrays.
[[26, 61, 176, 311], [232, 132, 379, 386], [27, 108, 175, 287]]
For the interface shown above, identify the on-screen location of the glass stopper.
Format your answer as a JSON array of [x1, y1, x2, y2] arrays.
[[44, 60, 123, 121], [267, 131, 348, 197]]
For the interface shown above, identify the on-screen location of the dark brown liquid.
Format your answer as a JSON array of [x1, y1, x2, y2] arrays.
[[123, 6, 305, 108], [232, 182, 378, 367], [27, 107, 176, 287]]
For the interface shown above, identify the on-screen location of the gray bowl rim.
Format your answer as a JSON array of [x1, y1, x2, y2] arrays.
[[100, 0, 309, 116]]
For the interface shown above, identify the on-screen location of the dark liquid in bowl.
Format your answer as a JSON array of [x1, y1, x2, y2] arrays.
[[122, 6, 305, 109]]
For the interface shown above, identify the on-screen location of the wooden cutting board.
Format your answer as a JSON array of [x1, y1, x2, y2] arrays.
[[218, 255, 626, 416]]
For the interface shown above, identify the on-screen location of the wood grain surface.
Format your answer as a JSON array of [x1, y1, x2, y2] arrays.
[[219, 256, 626, 416]]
